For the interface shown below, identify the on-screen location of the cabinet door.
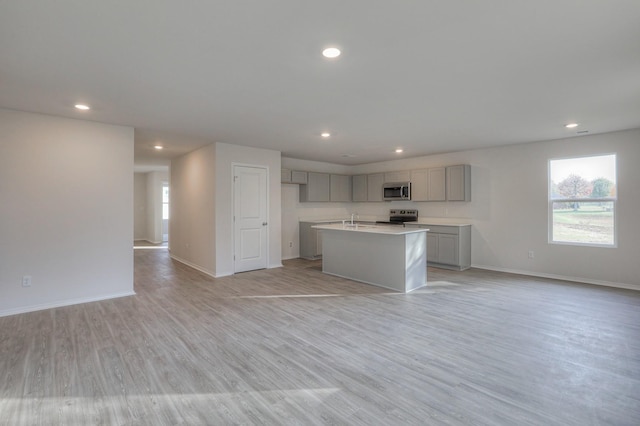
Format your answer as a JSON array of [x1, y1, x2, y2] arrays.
[[426, 233, 439, 263], [437, 234, 459, 265], [367, 173, 384, 201], [352, 175, 368, 202], [281, 168, 292, 183], [410, 169, 428, 201], [384, 170, 411, 183], [427, 167, 446, 201], [300, 172, 330, 202], [291, 170, 308, 184], [330, 174, 352, 202], [446, 165, 470, 201]]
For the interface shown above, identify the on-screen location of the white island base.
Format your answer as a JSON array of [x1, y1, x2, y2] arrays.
[[313, 224, 428, 293]]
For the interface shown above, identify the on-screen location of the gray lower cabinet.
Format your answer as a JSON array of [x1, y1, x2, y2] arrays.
[[299, 221, 331, 259], [406, 223, 471, 270]]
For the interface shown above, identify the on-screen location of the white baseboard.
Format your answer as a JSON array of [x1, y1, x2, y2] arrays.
[[0, 291, 136, 318], [471, 264, 639, 291], [169, 254, 218, 278]]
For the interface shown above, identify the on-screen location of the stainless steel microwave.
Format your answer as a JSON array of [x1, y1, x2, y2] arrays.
[[383, 182, 411, 201]]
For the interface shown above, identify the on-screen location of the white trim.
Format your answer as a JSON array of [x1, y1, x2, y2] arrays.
[[231, 163, 270, 274], [0, 291, 136, 318], [471, 264, 639, 291], [268, 263, 284, 269], [169, 254, 218, 278]]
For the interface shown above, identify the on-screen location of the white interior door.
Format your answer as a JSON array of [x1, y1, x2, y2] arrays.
[[234, 165, 268, 273]]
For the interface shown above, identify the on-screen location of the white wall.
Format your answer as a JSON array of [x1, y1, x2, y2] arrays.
[[215, 142, 282, 276], [170, 143, 217, 275], [134, 171, 168, 243], [0, 109, 134, 316], [282, 129, 640, 289], [146, 171, 167, 243], [170, 142, 282, 277], [134, 173, 147, 240]]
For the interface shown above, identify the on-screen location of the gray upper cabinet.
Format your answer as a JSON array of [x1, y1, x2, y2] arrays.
[[428, 167, 446, 201], [446, 165, 471, 201], [410, 169, 428, 201], [384, 170, 411, 183], [300, 172, 330, 202], [330, 174, 352, 202], [410, 167, 446, 201], [352, 174, 367, 202], [282, 169, 308, 184], [291, 170, 308, 184], [294, 164, 469, 202], [367, 173, 384, 202], [281, 168, 292, 183]]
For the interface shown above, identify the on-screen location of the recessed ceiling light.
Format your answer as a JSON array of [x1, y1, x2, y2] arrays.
[[154, 145, 163, 150], [321, 132, 331, 138], [565, 123, 579, 128], [322, 47, 341, 58], [395, 148, 403, 153], [74, 104, 90, 110]]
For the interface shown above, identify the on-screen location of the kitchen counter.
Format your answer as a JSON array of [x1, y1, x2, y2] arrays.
[[312, 223, 427, 235], [413, 219, 471, 226], [312, 224, 428, 292]]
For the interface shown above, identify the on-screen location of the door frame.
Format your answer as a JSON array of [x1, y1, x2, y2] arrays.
[[232, 163, 270, 273]]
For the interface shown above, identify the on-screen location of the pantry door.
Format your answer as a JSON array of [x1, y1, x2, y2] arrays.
[[233, 165, 268, 273]]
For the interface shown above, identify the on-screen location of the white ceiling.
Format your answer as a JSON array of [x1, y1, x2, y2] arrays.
[[2, 1, 639, 166]]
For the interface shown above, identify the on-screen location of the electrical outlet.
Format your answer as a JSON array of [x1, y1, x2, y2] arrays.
[[22, 275, 32, 287], [289, 241, 293, 248], [528, 250, 534, 259]]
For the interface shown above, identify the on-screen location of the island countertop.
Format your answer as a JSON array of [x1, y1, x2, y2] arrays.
[[312, 223, 428, 235]]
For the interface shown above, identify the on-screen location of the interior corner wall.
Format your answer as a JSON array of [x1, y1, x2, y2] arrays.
[[0, 109, 134, 317], [146, 171, 167, 243], [215, 142, 282, 277], [169, 143, 216, 276], [134, 172, 148, 240]]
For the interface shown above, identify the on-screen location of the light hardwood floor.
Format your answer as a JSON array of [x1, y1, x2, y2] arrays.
[[1, 249, 639, 425]]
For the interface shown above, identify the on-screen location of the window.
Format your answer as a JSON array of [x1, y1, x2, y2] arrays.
[[162, 184, 169, 220], [549, 154, 616, 246]]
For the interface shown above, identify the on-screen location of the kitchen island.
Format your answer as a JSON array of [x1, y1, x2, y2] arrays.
[[312, 223, 428, 293]]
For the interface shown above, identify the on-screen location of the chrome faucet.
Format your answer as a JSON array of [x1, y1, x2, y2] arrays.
[[350, 213, 355, 225]]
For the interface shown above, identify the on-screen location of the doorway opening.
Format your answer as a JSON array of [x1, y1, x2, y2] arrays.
[[162, 182, 169, 243]]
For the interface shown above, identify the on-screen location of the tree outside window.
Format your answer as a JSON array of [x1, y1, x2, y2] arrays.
[[549, 154, 616, 246]]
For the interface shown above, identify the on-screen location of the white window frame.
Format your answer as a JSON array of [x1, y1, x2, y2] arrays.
[[548, 154, 617, 248]]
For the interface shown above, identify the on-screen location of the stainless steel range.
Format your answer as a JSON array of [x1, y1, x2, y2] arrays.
[[376, 209, 418, 226]]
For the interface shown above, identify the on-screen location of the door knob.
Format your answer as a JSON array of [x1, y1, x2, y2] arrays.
[[262, 222, 268, 226]]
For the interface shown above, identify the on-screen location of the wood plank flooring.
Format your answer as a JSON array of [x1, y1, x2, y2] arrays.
[[1, 248, 639, 425]]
